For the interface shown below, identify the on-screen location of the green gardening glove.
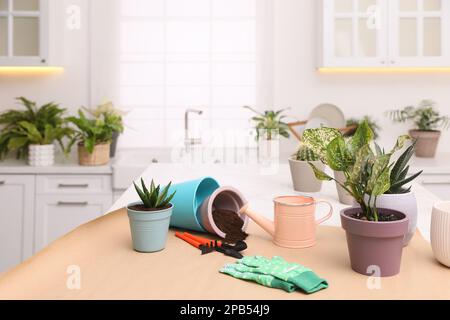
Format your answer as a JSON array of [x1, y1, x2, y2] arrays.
[[220, 263, 297, 293], [238, 256, 328, 294]]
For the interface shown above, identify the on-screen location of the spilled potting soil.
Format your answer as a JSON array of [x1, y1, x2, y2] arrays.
[[212, 209, 248, 244]]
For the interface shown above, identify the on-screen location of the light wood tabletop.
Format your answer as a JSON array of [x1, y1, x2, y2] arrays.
[[0, 208, 448, 300]]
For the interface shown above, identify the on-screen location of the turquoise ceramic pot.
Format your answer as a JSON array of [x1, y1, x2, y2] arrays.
[[168, 177, 220, 232], [127, 202, 173, 253]]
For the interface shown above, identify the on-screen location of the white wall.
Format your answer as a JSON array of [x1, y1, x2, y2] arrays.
[[274, 0, 450, 157], [0, 0, 90, 115], [1, 0, 450, 157]]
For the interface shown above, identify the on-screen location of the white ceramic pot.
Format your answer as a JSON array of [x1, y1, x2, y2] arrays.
[[28, 144, 55, 167], [288, 157, 323, 193], [365, 191, 417, 246], [431, 201, 450, 267], [333, 171, 353, 205]]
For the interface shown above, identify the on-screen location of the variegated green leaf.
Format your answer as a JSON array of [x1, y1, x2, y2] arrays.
[[326, 136, 353, 171], [370, 166, 391, 196], [302, 127, 341, 163], [308, 162, 333, 181], [367, 154, 391, 194], [389, 135, 411, 154], [350, 120, 374, 153], [348, 144, 372, 185]]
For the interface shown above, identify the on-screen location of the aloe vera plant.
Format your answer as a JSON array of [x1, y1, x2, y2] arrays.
[[295, 145, 319, 161], [133, 178, 176, 209], [387, 144, 423, 194], [302, 120, 411, 221]]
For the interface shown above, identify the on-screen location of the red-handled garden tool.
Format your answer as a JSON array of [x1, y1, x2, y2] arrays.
[[175, 232, 214, 255]]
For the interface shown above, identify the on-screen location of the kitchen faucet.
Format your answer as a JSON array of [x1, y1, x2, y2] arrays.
[[185, 108, 203, 147]]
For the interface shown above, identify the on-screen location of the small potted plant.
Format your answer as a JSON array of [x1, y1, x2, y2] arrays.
[[68, 110, 122, 166], [289, 144, 324, 193], [387, 100, 449, 158], [243, 106, 290, 161], [83, 101, 126, 158], [128, 178, 176, 253], [0, 97, 73, 166], [303, 121, 410, 277]]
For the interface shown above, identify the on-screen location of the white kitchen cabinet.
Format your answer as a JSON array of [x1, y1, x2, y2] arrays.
[[34, 194, 112, 252], [0, 0, 49, 66], [0, 175, 34, 272], [320, 0, 450, 67]]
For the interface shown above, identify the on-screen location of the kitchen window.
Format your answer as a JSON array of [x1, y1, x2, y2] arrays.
[[117, 0, 267, 148]]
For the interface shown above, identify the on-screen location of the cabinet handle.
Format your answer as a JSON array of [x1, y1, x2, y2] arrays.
[[0, 181, 5, 186], [421, 181, 450, 186], [58, 184, 89, 188], [57, 201, 89, 206]]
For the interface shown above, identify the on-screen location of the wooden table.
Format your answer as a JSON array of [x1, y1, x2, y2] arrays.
[[0, 208, 448, 300]]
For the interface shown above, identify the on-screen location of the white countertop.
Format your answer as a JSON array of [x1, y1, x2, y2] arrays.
[[0, 153, 112, 175], [111, 163, 440, 242], [410, 153, 450, 174]]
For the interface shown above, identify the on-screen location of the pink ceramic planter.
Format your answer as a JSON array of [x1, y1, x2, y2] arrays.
[[340, 208, 409, 277]]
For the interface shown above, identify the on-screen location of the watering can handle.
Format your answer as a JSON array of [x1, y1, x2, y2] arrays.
[[315, 199, 333, 225]]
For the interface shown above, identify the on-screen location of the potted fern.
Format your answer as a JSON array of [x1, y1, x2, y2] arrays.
[[288, 145, 324, 192], [128, 178, 176, 253], [0, 97, 73, 166], [387, 100, 449, 158], [68, 110, 122, 166], [303, 121, 410, 277]]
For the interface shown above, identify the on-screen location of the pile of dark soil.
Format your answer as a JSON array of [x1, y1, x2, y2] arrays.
[[212, 208, 248, 243], [349, 211, 402, 222]]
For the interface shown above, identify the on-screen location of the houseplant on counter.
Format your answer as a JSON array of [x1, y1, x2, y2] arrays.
[[243, 106, 290, 162], [387, 100, 449, 158], [289, 144, 324, 193], [0, 97, 73, 166], [303, 121, 410, 277], [83, 101, 125, 158], [128, 178, 176, 253], [67, 110, 122, 166]]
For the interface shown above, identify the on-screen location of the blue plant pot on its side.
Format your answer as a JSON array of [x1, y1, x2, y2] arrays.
[[168, 177, 220, 232], [127, 202, 173, 253]]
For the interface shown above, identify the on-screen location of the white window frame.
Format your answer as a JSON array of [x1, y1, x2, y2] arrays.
[[320, 0, 389, 67], [319, 0, 450, 68], [0, 0, 49, 66], [388, 0, 450, 67]]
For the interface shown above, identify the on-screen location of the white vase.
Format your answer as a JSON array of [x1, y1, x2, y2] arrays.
[[365, 191, 418, 246], [431, 201, 450, 268], [28, 144, 55, 167]]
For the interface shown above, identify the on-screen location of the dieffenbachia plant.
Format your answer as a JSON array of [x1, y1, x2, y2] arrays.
[[302, 120, 410, 221]]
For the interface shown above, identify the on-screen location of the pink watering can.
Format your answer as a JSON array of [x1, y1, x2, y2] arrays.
[[239, 196, 333, 248]]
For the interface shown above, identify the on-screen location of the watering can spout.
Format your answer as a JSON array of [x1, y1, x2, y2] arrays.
[[239, 204, 275, 237]]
